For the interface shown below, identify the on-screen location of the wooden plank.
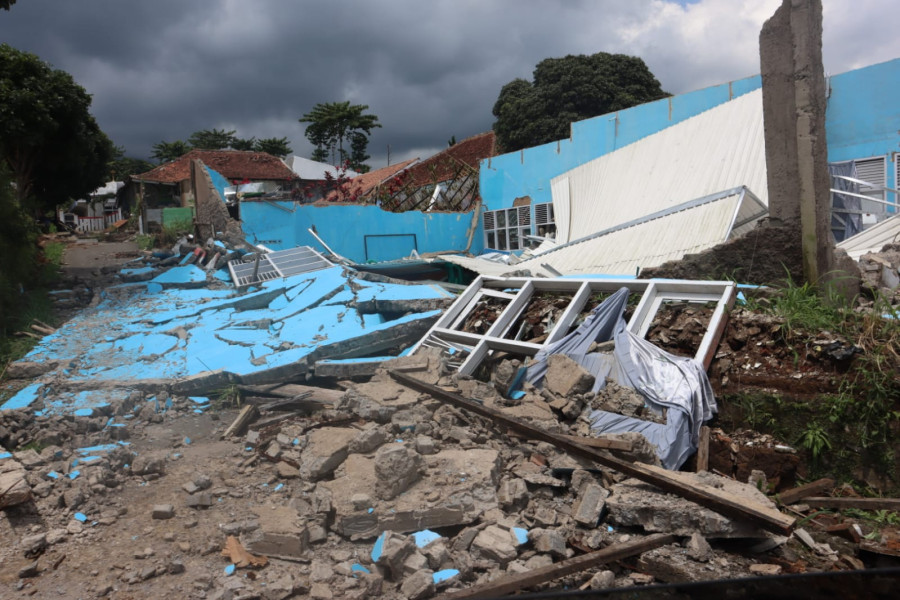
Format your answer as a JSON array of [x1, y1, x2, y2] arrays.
[[221, 405, 259, 439], [436, 533, 675, 599], [390, 371, 795, 535], [696, 426, 710, 472], [804, 497, 900, 511], [777, 478, 835, 506], [558, 434, 633, 452]]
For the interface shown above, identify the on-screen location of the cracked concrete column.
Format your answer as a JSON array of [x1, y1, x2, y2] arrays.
[[759, 0, 834, 286]]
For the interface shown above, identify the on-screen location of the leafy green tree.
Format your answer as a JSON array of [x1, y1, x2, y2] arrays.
[[1, 1, 17, 11], [151, 140, 191, 164], [492, 52, 669, 152], [299, 101, 381, 171], [187, 128, 238, 150], [254, 136, 292, 158], [230, 137, 256, 151], [0, 43, 113, 210], [107, 145, 154, 179]]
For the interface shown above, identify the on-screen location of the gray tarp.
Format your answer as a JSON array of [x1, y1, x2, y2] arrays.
[[524, 287, 717, 469]]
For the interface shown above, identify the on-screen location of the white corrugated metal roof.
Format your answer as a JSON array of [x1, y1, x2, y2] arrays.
[[442, 189, 767, 277], [551, 89, 766, 243], [837, 213, 900, 260], [285, 156, 358, 180]]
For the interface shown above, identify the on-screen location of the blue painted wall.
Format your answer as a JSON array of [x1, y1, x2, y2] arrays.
[[479, 75, 762, 211], [240, 201, 483, 263], [825, 58, 900, 208], [480, 58, 900, 216]]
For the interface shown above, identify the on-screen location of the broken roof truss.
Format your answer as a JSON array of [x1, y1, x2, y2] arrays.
[[228, 245, 333, 287], [411, 276, 736, 373]]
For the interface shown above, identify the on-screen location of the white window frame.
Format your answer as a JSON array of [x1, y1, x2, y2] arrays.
[[533, 202, 556, 241], [484, 206, 531, 251]]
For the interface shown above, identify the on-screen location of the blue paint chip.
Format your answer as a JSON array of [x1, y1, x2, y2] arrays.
[[412, 529, 441, 548], [68, 470, 80, 480], [74, 512, 87, 522], [509, 390, 527, 400], [367, 507, 374, 514], [371, 531, 387, 562], [0, 452, 12, 460], [224, 564, 235, 576], [351, 564, 370, 577], [433, 569, 459, 584], [274, 483, 284, 491], [512, 527, 529, 545], [46, 471, 59, 479], [184, 437, 191, 445]]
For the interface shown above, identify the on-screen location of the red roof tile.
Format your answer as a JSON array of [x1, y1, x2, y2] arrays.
[[403, 131, 496, 187], [322, 159, 418, 203], [135, 150, 297, 184]]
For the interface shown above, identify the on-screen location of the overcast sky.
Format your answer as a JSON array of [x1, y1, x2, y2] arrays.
[[2, 0, 899, 169]]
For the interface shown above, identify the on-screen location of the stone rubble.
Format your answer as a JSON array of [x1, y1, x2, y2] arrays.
[[0, 272, 888, 599]]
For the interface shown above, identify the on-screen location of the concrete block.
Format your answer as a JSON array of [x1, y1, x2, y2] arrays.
[[531, 528, 567, 558], [471, 525, 518, 565], [572, 483, 609, 526], [497, 478, 528, 510], [400, 569, 436, 600], [545, 354, 595, 397], [152, 504, 175, 519], [300, 427, 357, 481], [0, 461, 31, 509], [374, 444, 422, 500], [348, 425, 389, 454], [246, 506, 310, 561], [415, 435, 437, 455]]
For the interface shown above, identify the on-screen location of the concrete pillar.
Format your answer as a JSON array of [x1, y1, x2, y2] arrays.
[[759, 0, 834, 285]]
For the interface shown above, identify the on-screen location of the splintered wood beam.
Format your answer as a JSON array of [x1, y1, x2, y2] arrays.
[[804, 497, 900, 512], [221, 404, 259, 439], [696, 425, 710, 472], [558, 434, 633, 452], [776, 478, 835, 506], [390, 371, 795, 536], [436, 533, 675, 599]]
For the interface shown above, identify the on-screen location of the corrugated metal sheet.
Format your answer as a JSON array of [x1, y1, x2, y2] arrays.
[[551, 89, 766, 243], [837, 213, 900, 260], [440, 190, 767, 277]]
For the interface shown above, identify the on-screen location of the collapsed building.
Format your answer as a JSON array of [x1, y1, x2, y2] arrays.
[[2, 1, 900, 598]]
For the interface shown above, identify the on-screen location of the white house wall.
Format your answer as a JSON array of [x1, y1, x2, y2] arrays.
[[551, 89, 766, 243]]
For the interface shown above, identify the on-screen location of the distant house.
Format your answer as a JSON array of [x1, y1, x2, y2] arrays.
[[57, 181, 125, 233], [128, 150, 297, 232], [283, 155, 359, 202]]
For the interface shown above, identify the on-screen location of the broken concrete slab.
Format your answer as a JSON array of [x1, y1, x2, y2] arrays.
[[299, 427, 357, 481], [545, 354, 596, 397], [374, 444, 423, 500], [606, 471, 779, 538], [245, 505, 311, 562], [0, 459, 32, 509], [321, 447, 500, 540]]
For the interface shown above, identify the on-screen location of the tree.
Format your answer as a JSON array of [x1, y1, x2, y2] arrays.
[[1, 1, 17, 11], [230, 137, 256, 151], [107, 145, 154, 179], [187, 128, 238, 150], [492, 52, 669, 153], [150, 140, 191, 164], [254, 136, 292, 158], [299, 101, 381, 171], [0, 43, 113, 210]]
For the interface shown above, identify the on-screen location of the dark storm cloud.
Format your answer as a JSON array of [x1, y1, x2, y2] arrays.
[[2, 1, 898, 168]]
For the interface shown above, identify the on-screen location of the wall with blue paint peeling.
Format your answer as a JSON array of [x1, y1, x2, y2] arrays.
[[478, 75, 762, 211], [240, 201, 483, 262]]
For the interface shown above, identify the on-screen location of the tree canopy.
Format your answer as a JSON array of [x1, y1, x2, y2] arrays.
[[0, 43, 113, 211], [492, 52, 669, 153], [299, 101, 380, 173], [151, 130, 293, 164], [107, 145, 154, 180]]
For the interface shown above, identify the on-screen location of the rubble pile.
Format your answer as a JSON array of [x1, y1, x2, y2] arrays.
[[3, 340, 890, 600]]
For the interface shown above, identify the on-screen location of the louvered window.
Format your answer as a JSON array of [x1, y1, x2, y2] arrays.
[[533, 202, 556, 240], [484, 206, 531, 251], [855, 156, 887, 214]]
